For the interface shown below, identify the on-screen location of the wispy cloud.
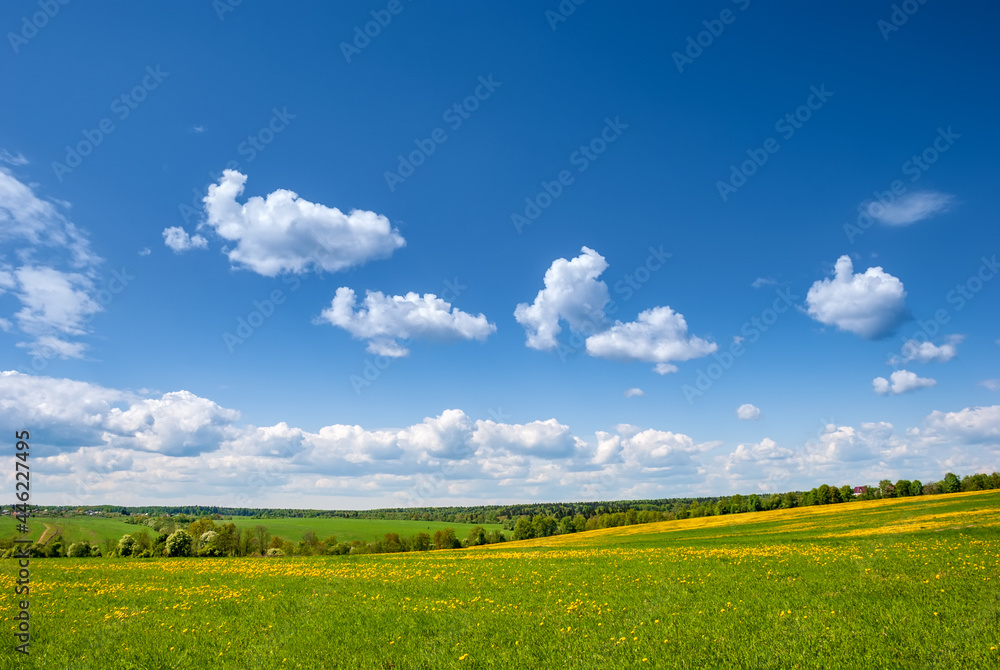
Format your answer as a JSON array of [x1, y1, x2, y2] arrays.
[[0, 149, 28, 166], [866, 190, 954, 226]]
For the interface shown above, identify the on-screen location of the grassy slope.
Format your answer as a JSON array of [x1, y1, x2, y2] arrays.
[[8, 515, 504, 547], [7, 491, 999, 669]]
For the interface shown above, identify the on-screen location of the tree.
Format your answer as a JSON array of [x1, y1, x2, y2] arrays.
[[68, 542, 91, 558], [466, 526, 486, 547], [216, 523, 239, 556], [382, 533, 403, 553], [838, 485, 853, 502], [878, 479, 895, 498], [118, 534, 137, 557], [895, 480, 912, 497], [253, 525, 271, 554], [532, 515, 557, 537], [188, 517, 216, 540], [557, 517, 575, 535], [199, 531, 221, 556], [432, 528, 459, 550], [512, 517, 535, 541], [411, 532, 431, 552], [165, 530, 193, 557], [236, 528, 255, 556], [910, 479, 923, 496], [942, 472, 961, 494]]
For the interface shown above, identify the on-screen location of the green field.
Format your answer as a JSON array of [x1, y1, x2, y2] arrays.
[[2, 490, 998, 668], [9, 515, 504, 549]]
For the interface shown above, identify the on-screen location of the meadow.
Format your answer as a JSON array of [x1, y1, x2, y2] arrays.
[[9, 515, 504, 549], [1, 490, 998, 669]]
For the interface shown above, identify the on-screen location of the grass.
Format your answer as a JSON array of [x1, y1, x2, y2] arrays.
[[7, 515, 505, 548], [1, 490, 998, 669]]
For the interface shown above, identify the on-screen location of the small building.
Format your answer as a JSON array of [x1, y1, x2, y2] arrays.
[[853, 486, 868, 496]]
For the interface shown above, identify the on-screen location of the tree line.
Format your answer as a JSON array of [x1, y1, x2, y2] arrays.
[[8, 470, 998, 558]]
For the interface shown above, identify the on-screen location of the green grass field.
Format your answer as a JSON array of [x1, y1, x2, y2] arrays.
[[8, 515, 504, 548], [2, 490, 998, 668]]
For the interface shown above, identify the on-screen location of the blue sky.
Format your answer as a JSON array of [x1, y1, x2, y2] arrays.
[[1, 1, 998, 508]]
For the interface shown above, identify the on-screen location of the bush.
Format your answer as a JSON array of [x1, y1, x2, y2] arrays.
[[67, 542, 92, 558], [117, 534, 136, 557], [198, 530, 221, 557], [165, 530, 193, 557], [264, 548, 285, 558]]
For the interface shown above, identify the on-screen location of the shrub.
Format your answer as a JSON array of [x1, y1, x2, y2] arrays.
[[264, 548, 285, 558], [165, 530, 193, 557], [117, 534, 136, 557], [67, 542, 91, 558]]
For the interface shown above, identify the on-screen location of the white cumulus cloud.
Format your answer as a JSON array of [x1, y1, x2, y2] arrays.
[[196, 170, 405, 276], [585, 306, 716, 372], [513, 246, 610, 350], [103, 390, 242, 457], [873, 370, 937, 395], [866, 190, 953, 226], [472, 418, 577, 459], [889, 335, 963, 365], [922, 405, 1000, 445], [624, 388, 644, 398], [806, 255, 908, 339], [162, 226, 208, 252], [317, 287, 496, 357], [736, 403, 761, 420]]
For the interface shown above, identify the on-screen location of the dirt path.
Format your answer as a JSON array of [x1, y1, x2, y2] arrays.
[[37, 523, 56, 545]]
